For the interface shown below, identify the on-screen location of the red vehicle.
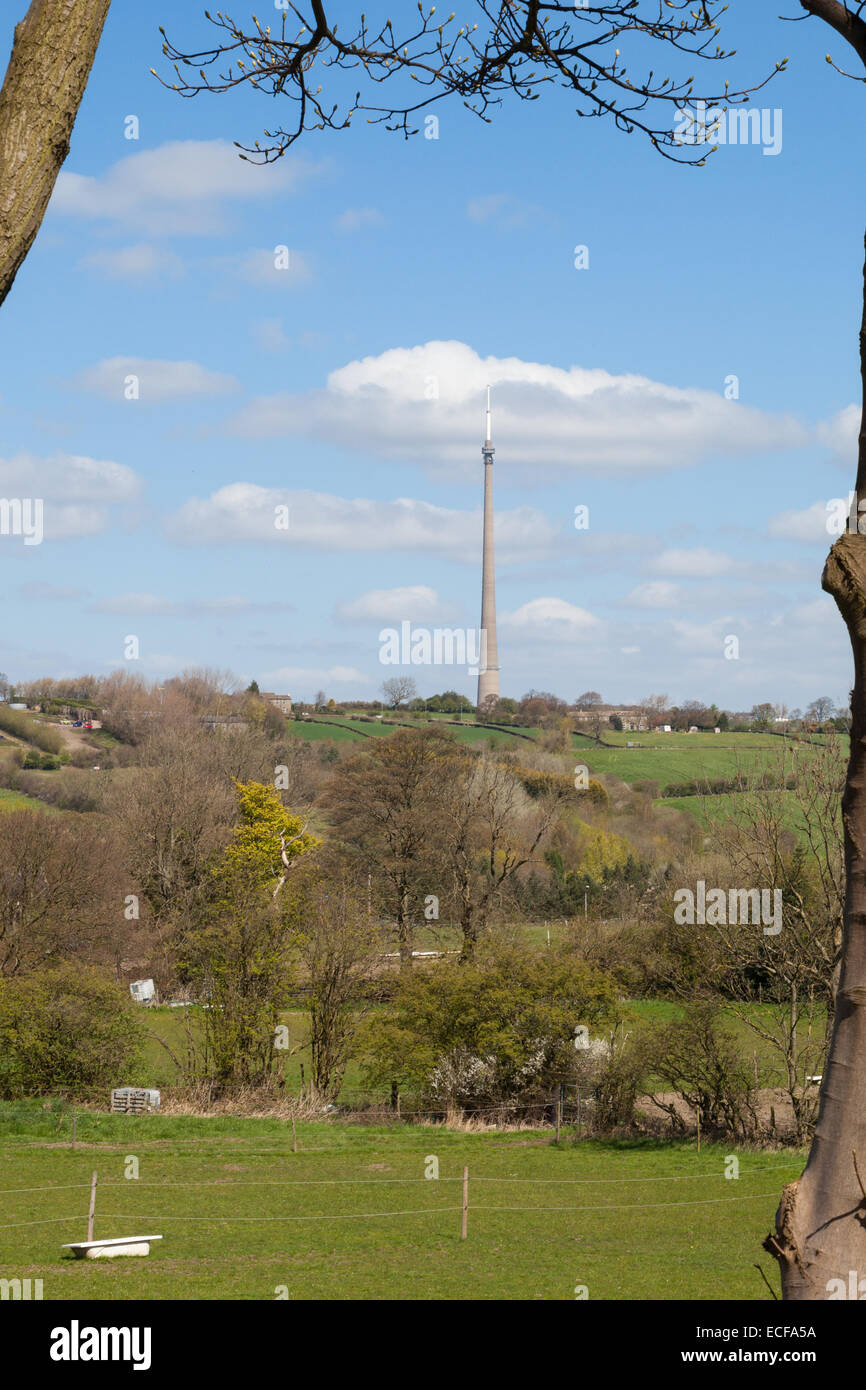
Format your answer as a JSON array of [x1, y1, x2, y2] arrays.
[[83, 722, 93, 729]]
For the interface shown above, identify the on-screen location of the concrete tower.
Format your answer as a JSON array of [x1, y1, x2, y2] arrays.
[[477, 386, 500, 710]]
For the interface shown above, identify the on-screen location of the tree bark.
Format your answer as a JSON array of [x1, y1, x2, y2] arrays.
[[0, 0, 110, 307], [765, 228, 866, 1298]]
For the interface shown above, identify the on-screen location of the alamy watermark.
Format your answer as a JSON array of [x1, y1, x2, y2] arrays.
[[0, 497, 43, 545], [1, 1277, 43, 1299], [673, 880, 782, 936], [379, 622, 489, 676], [673, 101, 782, 157], [827, 492, 866, 536]]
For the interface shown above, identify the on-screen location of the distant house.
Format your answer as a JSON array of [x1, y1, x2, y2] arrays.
[[259, 692, 292, 715], [572, 703, 647, 732]]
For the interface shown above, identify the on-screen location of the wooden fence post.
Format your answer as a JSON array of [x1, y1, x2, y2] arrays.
[[461, 1166, 469, 1240], [87, 1171, 97, 1243], [72, 1109, 77, 1151], [291, 1116, 297, 1154]]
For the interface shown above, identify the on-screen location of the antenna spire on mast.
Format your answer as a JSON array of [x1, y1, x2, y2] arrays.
[[485, 385, 492, 445]]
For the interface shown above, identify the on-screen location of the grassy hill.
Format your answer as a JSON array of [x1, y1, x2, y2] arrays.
[[572, 729, 810, 790]]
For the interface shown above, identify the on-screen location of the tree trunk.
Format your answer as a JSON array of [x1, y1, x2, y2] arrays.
[[398, 882, 412, 970], [765, 226, 866, 1298], [0, 0, 111, 307]]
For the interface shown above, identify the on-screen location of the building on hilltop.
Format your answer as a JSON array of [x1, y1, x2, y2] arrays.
[[259, 692, 292, 714], [572, 704, 647, 732]]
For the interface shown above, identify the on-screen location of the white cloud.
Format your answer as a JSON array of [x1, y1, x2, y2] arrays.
[[336, 586, 457, 623], [817, 404, 858, 460], [51, 140, 322, 235], [500, 597, 601, 640], [90, 593, 294, 617], [262, 665, 368, 689], [787, 596, 838, 625], [334, 208, 384, 232], [227, 340, 808, 476], [625, 580, 681, 608], [0, 452, 141, 538], [0, 452, 139, 502], [166, 483, 559, 561], [73, 357, 238, 401], [228, 247, 311, 289], [78, 243, 185, 281], [15, 581, 89, 602], [670, 617, 737, 657], [251, 319, 289, 353], [768, 500, 833, 543], [466, 194, 547, 227], [652, 547, 734, 578]]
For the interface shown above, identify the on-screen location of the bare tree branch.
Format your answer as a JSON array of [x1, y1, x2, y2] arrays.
[[157, 2, 786, 165]]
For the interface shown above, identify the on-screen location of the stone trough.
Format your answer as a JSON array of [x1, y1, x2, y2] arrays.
[[62, 1235, 163, 1260]]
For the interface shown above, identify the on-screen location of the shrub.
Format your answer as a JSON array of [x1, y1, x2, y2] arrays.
[[632, 778, 660, 798], [519, 766, 608, 807], [360, 944, 619, 1108], [0, 705, 62, 753], [0, 965, 145, 1099], [584, 1028, 650, 1132], [645, 1002, 759, 1140]]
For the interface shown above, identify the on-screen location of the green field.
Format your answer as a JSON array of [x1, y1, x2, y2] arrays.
[[288, 714, 537, 749], [0, 785, 60, 814], [135, 995, 814, 1097], [0, 1103, 800, 1300], [573, 730, 809, 791]]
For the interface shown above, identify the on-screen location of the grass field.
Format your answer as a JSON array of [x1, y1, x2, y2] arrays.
[[655, 790, 803, 831], [289, 719, 828, 797], [573, 730, 811, 791], [287, 714, 536, 750], [0, 785, 60, 814], [0, 1102, 800, 1300], [136, 995, 814, 1097]]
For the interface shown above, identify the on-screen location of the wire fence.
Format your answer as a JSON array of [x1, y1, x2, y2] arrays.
[[0, 1160, 802, 1235]]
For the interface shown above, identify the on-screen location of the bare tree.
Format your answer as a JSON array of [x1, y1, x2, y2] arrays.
[[288, 864, 384, 1098], [159, 3, 778, 163], [0, 0, 111, 306], [666, 741, 845, 1145], [434, 746, 566, 959], [320, 727, 449, 967], [640, 694, 670, 729], [0, 810, 116, 976], [805, 696, 835, 724], [381, 676, 417, 710]]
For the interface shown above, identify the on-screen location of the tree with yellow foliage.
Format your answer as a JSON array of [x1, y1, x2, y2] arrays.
[[182, 781, 318, 1088]]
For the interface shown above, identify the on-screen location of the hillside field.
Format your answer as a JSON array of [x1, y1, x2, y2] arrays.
[[573, 729, 819, 791], [0, 1103, 800, 1301]]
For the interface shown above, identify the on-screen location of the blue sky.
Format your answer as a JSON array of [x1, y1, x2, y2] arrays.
[[0, 0, 863, 710]]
